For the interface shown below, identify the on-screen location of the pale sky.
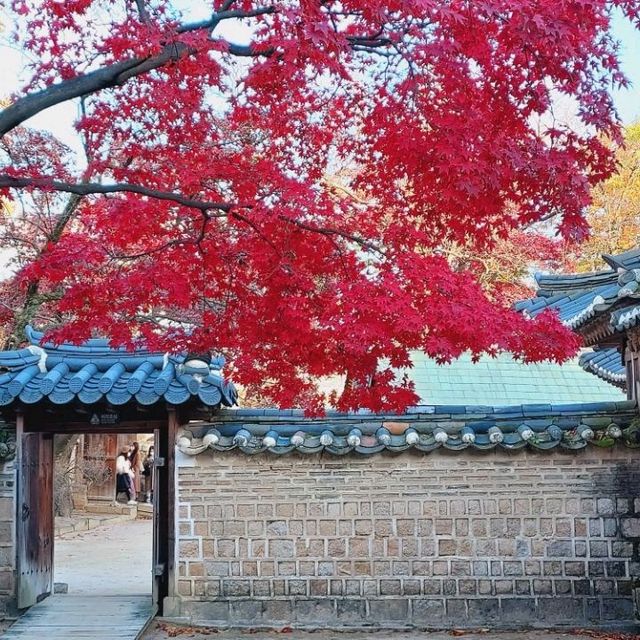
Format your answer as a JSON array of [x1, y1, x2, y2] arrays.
[[611, 9, 640, 124]]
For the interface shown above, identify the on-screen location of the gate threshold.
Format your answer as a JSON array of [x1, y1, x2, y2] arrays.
[[1, 595, 153, 639]]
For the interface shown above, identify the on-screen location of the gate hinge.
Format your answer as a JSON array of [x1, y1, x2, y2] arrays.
[[154, 563, 166, 577], [154, 457, 165, 468]]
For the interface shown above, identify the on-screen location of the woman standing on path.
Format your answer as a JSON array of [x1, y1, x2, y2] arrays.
[[142, 445, 154, 504], [129, 442, 144, 496], [116, 447, 136, 504]]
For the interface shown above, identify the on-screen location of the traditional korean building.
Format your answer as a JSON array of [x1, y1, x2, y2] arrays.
[[0, 250, 639, 630]]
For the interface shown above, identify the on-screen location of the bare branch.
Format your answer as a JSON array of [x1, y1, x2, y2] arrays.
[[0, 175, 234, 213]]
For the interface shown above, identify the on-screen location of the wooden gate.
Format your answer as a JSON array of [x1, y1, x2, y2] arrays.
[[17, 432, 54, 609]]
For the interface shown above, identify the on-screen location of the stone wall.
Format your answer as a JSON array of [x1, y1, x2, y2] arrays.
[[173, 447, 640, 629], [0, 420, 16, 619]]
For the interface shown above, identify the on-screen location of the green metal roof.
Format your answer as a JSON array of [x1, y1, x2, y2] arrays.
[[406, 351, 625, 406]]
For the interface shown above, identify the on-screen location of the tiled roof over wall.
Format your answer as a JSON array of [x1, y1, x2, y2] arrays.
[[0, 326, 237, 407], [177, 401, 640, 456]]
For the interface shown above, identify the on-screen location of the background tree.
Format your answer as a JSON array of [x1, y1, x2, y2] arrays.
[[569, 121, 640, 272], [1, 1, 639, 412], [441, 231, 568, 306]]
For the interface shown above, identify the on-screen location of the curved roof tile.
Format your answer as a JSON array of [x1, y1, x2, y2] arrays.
[[518, 249, 640, 389], [0, 326, 236, 408], [177, 402, 638, 456]]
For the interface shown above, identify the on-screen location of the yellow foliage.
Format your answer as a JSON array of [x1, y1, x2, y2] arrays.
[[574, 122, 640, 272], [1, 197, 13, 216]]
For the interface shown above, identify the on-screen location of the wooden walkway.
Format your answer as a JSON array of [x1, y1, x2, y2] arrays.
[[1, 595, 153, 639]]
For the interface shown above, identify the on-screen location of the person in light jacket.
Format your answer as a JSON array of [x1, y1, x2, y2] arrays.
[[116, 447, 136, 504], [128, 442, 144, 494]]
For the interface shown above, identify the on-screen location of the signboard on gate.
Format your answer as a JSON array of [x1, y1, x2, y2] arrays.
[[89, 412, 120, 425]]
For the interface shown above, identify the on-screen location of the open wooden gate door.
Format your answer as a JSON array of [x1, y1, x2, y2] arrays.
[[17, 432, 54, 609], [152, 416, 175, 615]]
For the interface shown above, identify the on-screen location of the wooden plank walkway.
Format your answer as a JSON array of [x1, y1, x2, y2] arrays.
[[1, 595, 153, 639]]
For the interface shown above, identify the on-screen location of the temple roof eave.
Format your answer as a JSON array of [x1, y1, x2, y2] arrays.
[[0, 326, 237, 409], [518, 249, 640, 391]]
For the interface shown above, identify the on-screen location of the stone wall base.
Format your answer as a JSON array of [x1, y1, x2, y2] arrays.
[[172, 595, 636, 630]]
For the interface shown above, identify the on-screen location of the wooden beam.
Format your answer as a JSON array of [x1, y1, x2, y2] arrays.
[[21, 419, 165, 434]]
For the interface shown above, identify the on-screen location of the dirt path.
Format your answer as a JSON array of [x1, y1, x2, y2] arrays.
[[55, 517, 153, 595], [142, 623, 639, 640]]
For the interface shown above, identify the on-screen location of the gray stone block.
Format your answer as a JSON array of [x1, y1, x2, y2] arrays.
[[574, 579, 591, 596], [412, 598, 445, 624], [380, 579, 401, 595], [222, 579, 251, 597], [500, 597, 536, 622], [443, 579, 457, 596], [596, 498, 615, 516], [538, 597, 583, 623], [565, 561, 585, 576], [621, 518, 640, 538], [612, 541, 634, 557], [594, 579, 615, 595], [287, 580, 306, 596], [423, 579, 441, 595], [468, 598, 499, 624], [229, 600, 262, 624], [603, 518, 618, 537], [601, 597, 634, 621], [294, 598, 335, 624], [503, 561, 523, 576], [269, 539, 294, 557], [445, 598, 467, 621], [262, 599, 293, 624], [585, 597, 601, 624], [617, 579, 633, 596], [605, 561, 627, 577], [368, 598, 409, 621], [403, 579, 421, 595], [547, 540, 573, 557], [186, 601, 230, 624], [459, 579, 477, 595], [336, 599, 365, 622]]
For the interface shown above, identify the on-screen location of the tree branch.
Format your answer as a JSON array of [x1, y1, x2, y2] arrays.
[[2, 174, 384, 255], [0, 7, 276, 137], [0, 58, 143, 137], [277, 214, 384, 254], [0, 175, 234, 213], [132, 0, 151, 23], [178, 6, 275, 34]]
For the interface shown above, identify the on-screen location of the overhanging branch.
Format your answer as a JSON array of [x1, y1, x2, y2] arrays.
[[0, 175, 233, 213], [0, 7, 276, 137]]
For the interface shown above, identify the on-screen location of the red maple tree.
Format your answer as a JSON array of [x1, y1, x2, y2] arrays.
[[1, 0, 638, 412]]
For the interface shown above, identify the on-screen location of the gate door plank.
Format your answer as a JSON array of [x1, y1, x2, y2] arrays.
[[17, 433, 54, 609]]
